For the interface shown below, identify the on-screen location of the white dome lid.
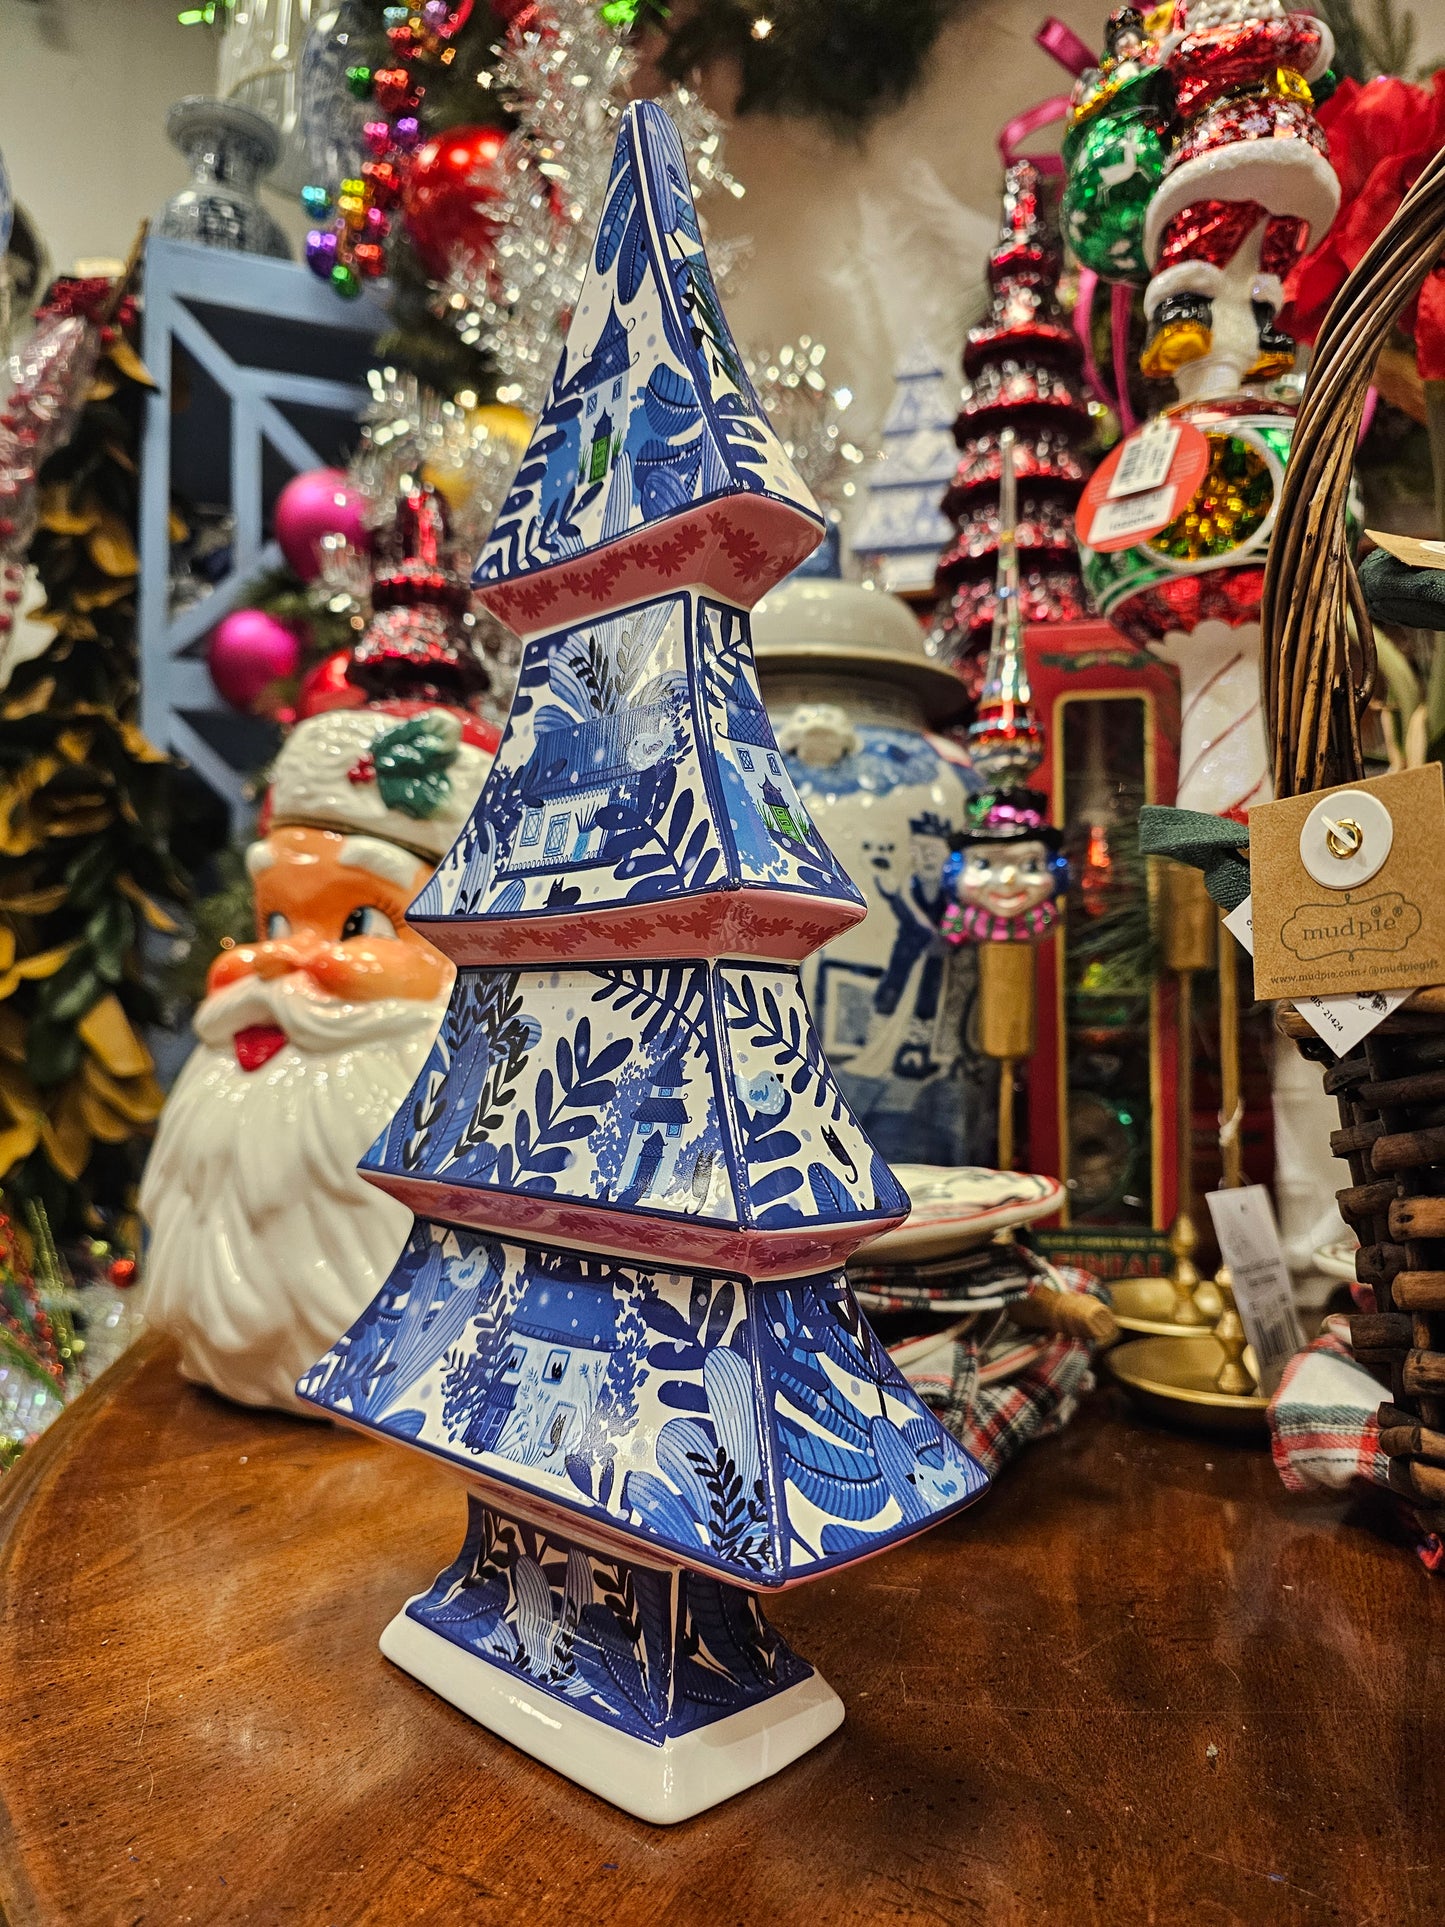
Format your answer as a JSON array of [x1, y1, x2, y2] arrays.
[[751, 578, 968, 726]]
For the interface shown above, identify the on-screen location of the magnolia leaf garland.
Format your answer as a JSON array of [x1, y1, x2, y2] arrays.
[[0, 286, 187, 1224]]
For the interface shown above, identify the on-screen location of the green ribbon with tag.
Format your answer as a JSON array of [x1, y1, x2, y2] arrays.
[[1138, 804, 1251, 911]]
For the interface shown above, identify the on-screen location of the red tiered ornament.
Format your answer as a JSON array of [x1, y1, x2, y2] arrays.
[[931, 162, 1093, 699], [348, 479, 494, 714]]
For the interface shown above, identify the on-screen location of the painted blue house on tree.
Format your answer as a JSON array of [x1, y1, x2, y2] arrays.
[[466, 1273, 618, 1470], [516, 699, 677, 872], [564, 301, 631, 487], [621, 1047, 696, 1201]]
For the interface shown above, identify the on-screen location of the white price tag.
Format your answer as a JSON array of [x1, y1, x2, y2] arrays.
[[1206, 1184, 1305, 1393], [1223, 892, 1410, 1055], [1088, 482, 1177, 546], [1222, 894, 1255, 953], [1107, 420, 1181, 498]]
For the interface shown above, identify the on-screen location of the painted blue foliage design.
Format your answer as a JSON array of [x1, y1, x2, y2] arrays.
[[754, 1281, 986, 1567], [407, 1496, 812, 1743], [474, 102, 815, 589], [409, 591, 862, 932], [361, 960, 901, 1242], [718, 963, 908, 1232], [299, 1223, 987, 1586]]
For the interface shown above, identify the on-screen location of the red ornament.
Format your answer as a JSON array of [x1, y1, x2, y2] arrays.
[[371, 66, 415, 113], [295, 648, 368, 720], [402, 124, 510, 280], [108, 1257, 138, 1288]]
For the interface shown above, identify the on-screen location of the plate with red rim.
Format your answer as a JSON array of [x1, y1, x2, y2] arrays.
[[859, 1165, 1065, 1264], [1313, 1239, 1359, 1283]]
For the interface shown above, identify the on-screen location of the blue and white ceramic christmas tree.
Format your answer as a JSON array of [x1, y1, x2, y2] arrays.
[[300, 101, 989, 1825]]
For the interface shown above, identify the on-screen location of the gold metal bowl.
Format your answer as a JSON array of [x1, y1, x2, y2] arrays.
[[1107, 1333, 1270, 1436]]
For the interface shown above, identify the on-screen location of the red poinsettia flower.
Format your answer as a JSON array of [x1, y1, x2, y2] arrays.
[[1279, 72, 1445, 377]]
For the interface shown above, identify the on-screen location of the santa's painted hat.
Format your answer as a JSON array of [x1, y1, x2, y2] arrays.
[[267, 700, 496, 861], [264, 480, 500, 861]]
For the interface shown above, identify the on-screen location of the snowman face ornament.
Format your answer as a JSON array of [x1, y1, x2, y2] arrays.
[[940, 789, 1066, 945], [959, 838, 1058, 923]]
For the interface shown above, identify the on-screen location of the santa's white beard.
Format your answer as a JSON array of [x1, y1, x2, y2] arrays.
[[139, 970, 445, 1415]]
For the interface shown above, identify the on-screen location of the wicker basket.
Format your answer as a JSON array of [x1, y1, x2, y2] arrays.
[[1262, 142, 1445, 1524]]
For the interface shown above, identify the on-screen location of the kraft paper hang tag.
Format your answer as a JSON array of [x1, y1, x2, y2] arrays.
[[1206, 1185, 1304, 1395], [1222, 894, 1411, 1054], [1248, 764, 1445, 1003], [1365, 528, 1445, 572]]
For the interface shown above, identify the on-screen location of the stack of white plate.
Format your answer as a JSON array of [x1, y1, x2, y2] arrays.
[[849, 1165, 1065, 1315]]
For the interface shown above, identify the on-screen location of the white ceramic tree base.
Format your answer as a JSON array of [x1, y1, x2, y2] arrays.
[[381, 1607, 844, 1824]]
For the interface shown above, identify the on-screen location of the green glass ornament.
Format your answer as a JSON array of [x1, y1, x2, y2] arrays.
[[330, 261, 362, 298], [345, 63, 374, 100], [1062, 102, 1168, 284]]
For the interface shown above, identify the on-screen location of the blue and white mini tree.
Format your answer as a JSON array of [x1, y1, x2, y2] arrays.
[[300, 101, 989, 1825]]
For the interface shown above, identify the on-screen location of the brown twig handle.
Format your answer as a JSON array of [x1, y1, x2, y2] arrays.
[[1261, 141, 1445, 798]]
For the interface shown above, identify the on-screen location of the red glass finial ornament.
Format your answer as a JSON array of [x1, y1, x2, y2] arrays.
[[966, 432, 1044, 788]]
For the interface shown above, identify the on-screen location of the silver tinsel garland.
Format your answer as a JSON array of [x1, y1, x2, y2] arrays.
[[437, 0, 740, 417], [742, 335, 875, 522]]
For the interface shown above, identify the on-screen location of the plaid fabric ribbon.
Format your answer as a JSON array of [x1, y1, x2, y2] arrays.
[[1268, 1332, 1444, 1572], [894, 1266, 1106, 1477]]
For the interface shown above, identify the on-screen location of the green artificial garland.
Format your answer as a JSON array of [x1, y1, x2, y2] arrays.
[[645, 0, 975, 133]]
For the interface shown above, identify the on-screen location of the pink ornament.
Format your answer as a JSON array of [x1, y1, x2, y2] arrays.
[[273, 468, 367, 581], [208, 608, 303, 712]]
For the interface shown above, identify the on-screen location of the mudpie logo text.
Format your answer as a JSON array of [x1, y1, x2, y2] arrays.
[[1280, 891, 1421, 964]]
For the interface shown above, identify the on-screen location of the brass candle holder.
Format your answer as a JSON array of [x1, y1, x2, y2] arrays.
[[1105, 1317, 1268, 1434], [1108, 913, 1268, 1432], [979, 939, 1036, 1171], [1112, 861, 1222, 1335]]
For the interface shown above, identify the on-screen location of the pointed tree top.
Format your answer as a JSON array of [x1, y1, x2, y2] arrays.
[[474, 101, 823, 639]]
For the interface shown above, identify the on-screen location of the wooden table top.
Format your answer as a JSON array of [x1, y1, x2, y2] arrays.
[[1, 1334, 1440, 1927]]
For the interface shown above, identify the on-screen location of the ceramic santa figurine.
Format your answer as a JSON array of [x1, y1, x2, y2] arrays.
[[140, 484, 497, 1413]]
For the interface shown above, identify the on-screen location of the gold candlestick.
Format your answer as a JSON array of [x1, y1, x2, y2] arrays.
[[1210, 924, 1258, 1396], [1163, 864, 1217, 1320], [979, 939, 1036, 1170], [1111, 862, 1220, 1335], [1210, 1267, 1257, 1396]]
